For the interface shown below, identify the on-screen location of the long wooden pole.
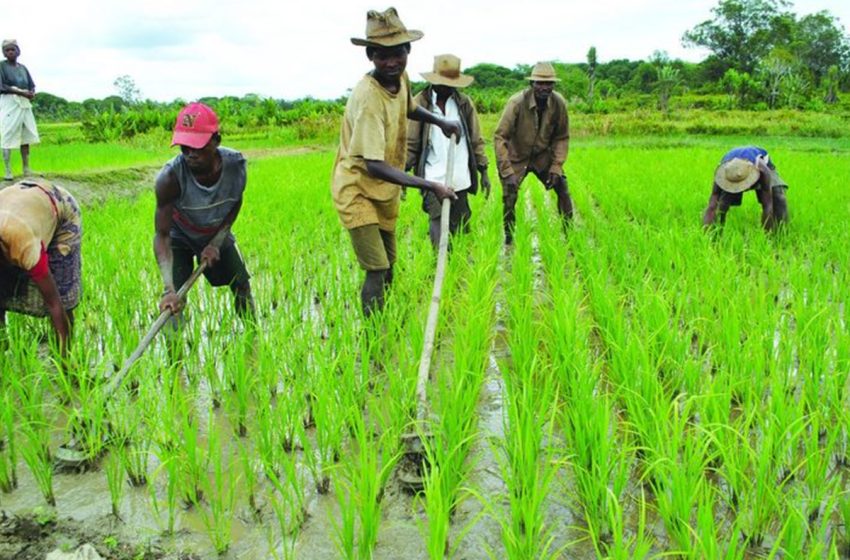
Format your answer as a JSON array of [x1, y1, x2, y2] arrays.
[[415, 135, 456, 423]]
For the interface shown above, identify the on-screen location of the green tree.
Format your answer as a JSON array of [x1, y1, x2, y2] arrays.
[[682, 0, 791, 73], [822, 64, 841, 104], [113, 75, 141, 106], [586, 46, 598, 109], [655, 65, 681, 113], [790, 11, 850, 85]]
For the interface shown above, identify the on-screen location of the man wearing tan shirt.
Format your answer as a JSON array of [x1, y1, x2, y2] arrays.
[[332, 8, 459, 317], [494, 62, 572, 244]]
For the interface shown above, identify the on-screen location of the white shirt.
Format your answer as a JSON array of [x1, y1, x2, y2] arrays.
[[423, 91, 471, 192]]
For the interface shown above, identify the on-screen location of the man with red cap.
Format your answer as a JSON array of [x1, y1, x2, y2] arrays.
[[154, 102, 254, 321]]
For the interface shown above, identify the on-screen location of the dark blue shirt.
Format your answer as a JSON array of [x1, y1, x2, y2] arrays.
[[721, 146, 767, 164]]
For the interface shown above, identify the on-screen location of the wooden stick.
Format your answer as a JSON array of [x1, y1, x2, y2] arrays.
[[415, 136, 456, 423]]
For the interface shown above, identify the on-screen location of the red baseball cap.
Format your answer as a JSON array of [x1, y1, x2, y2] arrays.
[[171, 102, 219, 149]]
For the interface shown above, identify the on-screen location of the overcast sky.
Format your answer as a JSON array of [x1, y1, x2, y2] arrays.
[[3, 0, 848, 102]]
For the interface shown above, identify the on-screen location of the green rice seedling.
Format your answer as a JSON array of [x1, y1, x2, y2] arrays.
[[105, 447, 126, 519], [598, 487, 653, 560], [266, 489, 298, 560], [237, 441, 261, 515], [266, 450, 308, 537], [496, 362, 563, 559], [0, 391, 18, 492], [772, 518, 804, 559], [420, 465, 450, 557], [562, 369, 627, 542], [304, 356, 347, 494], [198, 413, 237, 556], [329, 464, 357, 560], [223, 333, 256, 437], [646, 396, 710, 556], [802, 415, 840, 522], [171, 391, 206, 507], [123, 437, 150, 488], [838, 489, 850, 557], [18, 419, 54, 506], [149, 452, 180, 535], [254, 386, 282, 481], [349, 403, 400, 559]]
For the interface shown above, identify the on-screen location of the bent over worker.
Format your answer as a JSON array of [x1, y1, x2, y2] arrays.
[[0, 180, 81, 358], [494, 61, 572, 245], [154, 102, 254, 322], [332, 8, 459, 318], [407, 54, 489, 247], [702, 146, 789, 231]]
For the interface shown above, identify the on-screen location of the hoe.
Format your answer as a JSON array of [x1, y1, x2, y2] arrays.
[[399, 137, 457, 491], [54, 235, 223, 468]]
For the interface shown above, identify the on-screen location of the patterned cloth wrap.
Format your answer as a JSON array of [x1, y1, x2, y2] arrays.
[[0, 182, 82, 316]]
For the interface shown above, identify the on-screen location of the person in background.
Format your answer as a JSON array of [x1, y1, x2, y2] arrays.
[[331, 7, 459, 318], [0, 39, 39, 181], [702, 146, 789, 231], [494, 61, 572, 245], [154, 102, 255, 325], [0, 180, 81, 359], [407, 54, 489, 247]]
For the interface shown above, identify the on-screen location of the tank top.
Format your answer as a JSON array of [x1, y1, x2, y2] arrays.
[[159, 147, 246, 246]]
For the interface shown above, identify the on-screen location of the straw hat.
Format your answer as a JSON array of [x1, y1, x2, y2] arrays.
[[351, 7, 423, 47], [714, 158, 761, 193], [420, 54, 474, 88], [526, 61, 560, 82]]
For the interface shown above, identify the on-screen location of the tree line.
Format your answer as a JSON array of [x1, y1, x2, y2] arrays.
[[32, 0, 850, 130]]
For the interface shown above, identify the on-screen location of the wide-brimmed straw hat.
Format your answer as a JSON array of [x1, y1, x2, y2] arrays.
[[526, 61, 560, 82], [351, 7, 423, 47], [715, 158, 761, 193], [420, 54, 474, 88]]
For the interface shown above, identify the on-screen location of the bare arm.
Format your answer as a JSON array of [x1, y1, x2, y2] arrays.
[[409, 105, 461, 141], [702, 186, 721, 229], [31, 271, 70, 356], [153, 170, 181, 312], [364, 160, 456, 201]]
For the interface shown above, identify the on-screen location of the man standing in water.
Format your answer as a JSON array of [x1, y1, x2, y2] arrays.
[[702, 146, 789, 231], [494, 61, 572, 245], [154, 102, 255, 323], [332, 7, 459, 317], [407, 54, 490, 247]]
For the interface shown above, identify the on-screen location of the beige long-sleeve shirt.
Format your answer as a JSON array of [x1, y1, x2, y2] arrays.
[[493, 87, 569, 179]]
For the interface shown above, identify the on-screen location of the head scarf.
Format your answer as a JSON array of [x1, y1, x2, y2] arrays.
[[2, 40, 20, 54]]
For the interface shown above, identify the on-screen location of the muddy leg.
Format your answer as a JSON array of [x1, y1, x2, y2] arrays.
[[21, 145, 30, 176], [502, 181, 518, 245], [361, 270, 388, 318], [552, 176, 573, 227], [232, 280, 256, 321], [2, 150, 11, 180]]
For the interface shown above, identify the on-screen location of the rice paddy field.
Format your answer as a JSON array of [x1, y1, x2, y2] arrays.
[[2, 130, 850, 559]]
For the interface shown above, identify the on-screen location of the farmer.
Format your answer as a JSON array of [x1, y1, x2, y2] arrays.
[[0, 39, 39, 181], [332, 7, 460, 317], [702, 146, 789, 231], [0, 180, 81, 358], [407, 54, 489, 247], [154, 102, 255, 323], [494, 61, 572, 244]]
